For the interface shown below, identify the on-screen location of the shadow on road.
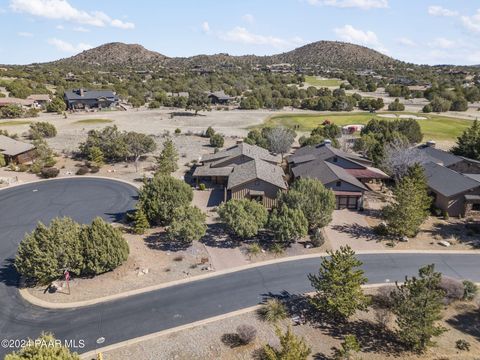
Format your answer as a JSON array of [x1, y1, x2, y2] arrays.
[[0, 258, 20, 287]]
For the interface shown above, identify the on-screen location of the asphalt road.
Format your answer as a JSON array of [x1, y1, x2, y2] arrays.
[[0, 178, 479, 357]]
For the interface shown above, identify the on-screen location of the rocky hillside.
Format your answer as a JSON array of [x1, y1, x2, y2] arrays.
[[270, 41, 401, 69], [52, 40, 404, 70], [54, 42, 168, 67]]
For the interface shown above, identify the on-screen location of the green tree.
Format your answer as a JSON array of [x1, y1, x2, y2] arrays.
[[383, 164, 431, 237], [138, 175, 193, 225], [210, 133, 225, 148], [278, 178, 335, 230], [5, 333, 80, 360], [452, 120, 480, 160], [308, 246, 370, 320], [79, 126, 128, 163], [87, 146, 104, 166], [166, 205, 207, 245], [124, 131, 157, 171], [268, 205, 308, 245], [29, 122, 57, 139], [186, 90, 210, 115], [46, 97, 66, 113], [155, 138, 179, 175], [263, 326, 311, 360], [0, 153, 6, 167], [218, 199, 268, 238], [31, 138, 56, 173], [390, 264, 446, 352], [334, 335, 361, 360], [15, 217, 83, 284], [81, 217, 129, 276], [132, 206, 150, 234], [0, 104, 23, 119], [205, 126, 215, 138], [388, 98, 405, 111]]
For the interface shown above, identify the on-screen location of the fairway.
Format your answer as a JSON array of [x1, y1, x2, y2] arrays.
[[262, 112, 473, 141], [304, 76, 343, 87], [73, 119, 113, 125], [0, 120, 32, 126]]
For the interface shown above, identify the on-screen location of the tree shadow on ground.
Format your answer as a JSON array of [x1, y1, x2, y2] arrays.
[[331, 223, 381, 242], [0, 258, 20, 287], [200, 223, 241, 249], [447, 307, 480, 341], [221, 333, 243, 348], [169, 111, 206, 117], [424, 220, 480, 248], [144, 231, 190, 252]]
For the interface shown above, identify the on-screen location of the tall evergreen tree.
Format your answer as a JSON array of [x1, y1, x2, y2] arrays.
[[383, 164, 431, 237], [155, 138, 179, 175], [452, 119, 480, 160], [308, 246, 370, 320], [218, 199, 268, 239], [132, 205, 150, 234], [81, 217, 129, 276], [268, 204, 308, 245], [390, 264, 446, 352], [166, 205, 207, 245]]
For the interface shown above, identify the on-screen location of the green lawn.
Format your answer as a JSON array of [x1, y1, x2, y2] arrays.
[[0, 120, 32, 126], [262, 112, 473, 141], [304, 76, 343, 87], [73, 119, 113, 125]]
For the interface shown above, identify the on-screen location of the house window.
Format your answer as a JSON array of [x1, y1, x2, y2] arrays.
[[473, 204, 480, 211], [333, 157, 338, 163], [336, 181, 341, 187]]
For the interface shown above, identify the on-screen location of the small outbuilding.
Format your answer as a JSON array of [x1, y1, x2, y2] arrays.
[[0, 135, 36, 164]]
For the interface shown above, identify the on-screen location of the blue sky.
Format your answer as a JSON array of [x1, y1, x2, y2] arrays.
[[1, 0, 480, 65]]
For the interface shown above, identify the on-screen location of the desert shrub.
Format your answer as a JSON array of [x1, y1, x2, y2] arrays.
[[439, 276, 465, 304], [462, 280, 478, 301], [375, 285, 396, 309], [174, 128, 181, 134], [455, 339, 471, 351], [40, 167, 59, 178], [18, 163, 29, 172], [76, 166, 89, 175], [198, 183, 206, 190], [236, 324, 257, 345], [247, 243, 262, 257], [210, 133, 224, 148], [29, 122, 57, 139], [205, 126, 215, 138], [258, 298, 287, 323], [334, 334, 361, 360], [311, 228, 325, 247]]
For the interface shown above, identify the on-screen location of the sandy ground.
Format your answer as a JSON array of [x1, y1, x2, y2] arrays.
[[102, 291, 480, 360], [27, 227, 212, 304]]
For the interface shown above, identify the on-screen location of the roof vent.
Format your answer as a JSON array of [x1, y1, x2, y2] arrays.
[[324, 139, 332, 145], [426, 140, 436, 148]]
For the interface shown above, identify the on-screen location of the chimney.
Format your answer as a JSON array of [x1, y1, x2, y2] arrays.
[[79, 88, 84, 97], [426, 140, 436, 148]]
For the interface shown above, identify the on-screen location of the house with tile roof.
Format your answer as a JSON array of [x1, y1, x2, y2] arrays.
[[192, 142, 287, 208]]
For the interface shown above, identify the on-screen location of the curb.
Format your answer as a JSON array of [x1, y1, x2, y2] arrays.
[[20, 250, 480, 309]]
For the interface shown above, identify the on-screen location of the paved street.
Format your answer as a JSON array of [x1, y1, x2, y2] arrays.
[[0, 178, 479, 357]]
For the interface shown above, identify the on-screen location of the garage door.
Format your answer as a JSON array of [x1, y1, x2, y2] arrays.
[[336, 196, 359, 209]]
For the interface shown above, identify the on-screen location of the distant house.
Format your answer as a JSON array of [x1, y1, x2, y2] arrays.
[[64, 89, 119, 110], [0, 97, 34, 108], [193, 143, 287, 208], [207, 91, 233, 105], [288, 142, 389, 210], [27, 94, 51, 108], [0, 135, 36, 164]]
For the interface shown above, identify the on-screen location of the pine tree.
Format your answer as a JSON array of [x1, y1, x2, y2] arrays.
[[5, 333, 80, 360], [133, 206, 149, 234], [334, 335, 361, 359], [263, 326, 311, 360], [390, 264, 446, 352], [166, 205, 207, 245], [383, 164, 431, 237], [155, 138, 179, 175], [81, 217, 129, 276], [308, 246, 370, 320], [268, 204, 308, 245], [452, 119, 480, 160], [88, 145, 104, 166], [218, 199, 268, 238]]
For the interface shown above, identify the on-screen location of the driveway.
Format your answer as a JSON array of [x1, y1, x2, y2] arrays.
[[325, 209, 385, 251], [0, 180, 479, 357]]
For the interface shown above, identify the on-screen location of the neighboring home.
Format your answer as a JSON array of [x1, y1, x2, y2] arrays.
[[0, 97, 34, 108], [207, 91, 233, 105], [287, 142, 389, 209], [423, 161, 480, 217], [417, 141, 480, 174], [26, 94, 51, 108], [64, 89, 119, 110], [166, 92, 189, 98], [193, 143, 287, 208], [0, 135, 36, 164]]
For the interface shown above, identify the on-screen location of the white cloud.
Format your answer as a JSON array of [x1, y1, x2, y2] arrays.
[[18, 31, 33, 37], [396, 37, 417, 47], [307, 0, 388, 10], [334, 24, 388, 53], [218, 26, 305, 48], [242, 14, 254, 23], [428, 37, 456, 49], [56, 24, 63, 29], [428, 5, 458, 17], [73, 26, 89, 32], [47, 38, 92, 53], [10, 0, 135, 29], [201, 21, 210, 33], [462, 9, 480, 33]]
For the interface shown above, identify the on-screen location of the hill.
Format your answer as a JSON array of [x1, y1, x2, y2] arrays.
[[53, 42, 168, 67], [51, 40, 404, 70]]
